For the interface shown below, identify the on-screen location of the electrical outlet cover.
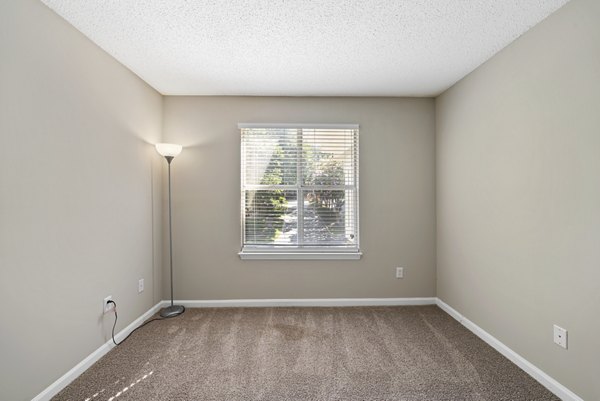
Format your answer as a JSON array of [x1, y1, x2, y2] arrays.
[[103, 295, 114, 314], [553, 325, 567, 349]]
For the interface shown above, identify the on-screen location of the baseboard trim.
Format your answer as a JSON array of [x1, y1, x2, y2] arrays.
[[32, 298, 583, 401], [32, 301, 164, 401], [436, 298, 584, 401], [173, 297, 437, 308]]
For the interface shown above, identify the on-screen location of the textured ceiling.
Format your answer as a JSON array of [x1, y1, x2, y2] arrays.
[[40, 0, 569, 96]]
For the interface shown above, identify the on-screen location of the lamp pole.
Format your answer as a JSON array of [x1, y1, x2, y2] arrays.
[[156, 144, 185, 318], [167, 157, 174, 307]]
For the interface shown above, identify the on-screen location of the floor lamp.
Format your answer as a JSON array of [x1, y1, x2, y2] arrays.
[[156, 143, 185, 318]]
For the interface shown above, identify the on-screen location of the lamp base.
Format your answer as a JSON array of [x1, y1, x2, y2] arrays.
[[160, 304, 185, 318]]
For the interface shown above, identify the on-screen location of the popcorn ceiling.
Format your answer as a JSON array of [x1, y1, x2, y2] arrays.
[[40, 0, 569, 96]]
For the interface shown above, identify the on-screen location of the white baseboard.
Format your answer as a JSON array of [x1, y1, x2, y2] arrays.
[[436, 298, 584, 401], [32, 301, 164, 401], [174, 297, 437, 308], [32, 298, 583, 401]]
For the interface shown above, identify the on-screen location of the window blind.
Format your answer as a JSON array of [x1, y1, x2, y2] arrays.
[[240, 125, 359, 252]]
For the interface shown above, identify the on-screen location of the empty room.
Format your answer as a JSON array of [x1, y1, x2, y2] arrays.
[[1, 0, 598, 400]]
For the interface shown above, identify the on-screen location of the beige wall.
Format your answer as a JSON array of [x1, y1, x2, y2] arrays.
[[0, 1, 163, 400], [4, 0, 596, 399], [436, 0, 600, 399], [162, 96, 436, 300]]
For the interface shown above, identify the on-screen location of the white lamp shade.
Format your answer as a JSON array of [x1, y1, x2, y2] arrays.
[[155, 143, 183, 158]]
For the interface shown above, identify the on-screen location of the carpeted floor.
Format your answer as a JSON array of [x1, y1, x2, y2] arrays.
[[52, 306, 559, 401]]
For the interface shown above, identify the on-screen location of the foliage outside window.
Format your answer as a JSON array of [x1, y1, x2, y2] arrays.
[[240, 124, 359, 259]]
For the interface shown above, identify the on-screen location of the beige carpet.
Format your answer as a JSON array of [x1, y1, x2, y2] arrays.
[[52, 306, 559, 401]]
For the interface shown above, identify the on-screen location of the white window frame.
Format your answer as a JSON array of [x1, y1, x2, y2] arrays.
[[238, 123, 361, 260]]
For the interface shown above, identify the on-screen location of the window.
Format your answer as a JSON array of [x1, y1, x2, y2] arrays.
[[239, 123, 360, 259]]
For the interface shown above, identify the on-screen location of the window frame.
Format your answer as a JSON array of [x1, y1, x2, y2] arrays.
[[238, 123, 361, 260]]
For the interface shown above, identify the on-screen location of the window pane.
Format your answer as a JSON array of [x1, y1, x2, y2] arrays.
[[302, 129, 357, 186], [244, 190, 297, 245], [243, 129, 298, 186], [302, 189, 357, 246]]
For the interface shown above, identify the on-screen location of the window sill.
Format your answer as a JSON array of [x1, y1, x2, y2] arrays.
[[238, 250, 362, 260]]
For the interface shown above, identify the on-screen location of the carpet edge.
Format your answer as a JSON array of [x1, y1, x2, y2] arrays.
[[32, 300, 166, 401], [436, 298, 584, 401]]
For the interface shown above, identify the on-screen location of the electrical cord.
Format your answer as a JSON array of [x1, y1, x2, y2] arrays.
[[107, 300, 166, 346]]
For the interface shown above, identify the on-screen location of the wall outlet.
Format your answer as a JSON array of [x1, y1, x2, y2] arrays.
[[103, 296, 114, 314], [138, 278, 144, 293], [396, 267, 404, 279], [553, 325, 568, 349]]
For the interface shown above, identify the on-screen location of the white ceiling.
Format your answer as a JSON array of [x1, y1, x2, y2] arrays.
[[40, 0, 569, 96]]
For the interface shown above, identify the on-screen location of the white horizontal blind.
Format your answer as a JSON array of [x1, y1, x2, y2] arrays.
[[241, 126, 359, 250]]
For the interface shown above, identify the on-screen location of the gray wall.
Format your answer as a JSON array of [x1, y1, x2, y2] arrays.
[[0, 1, 163, 400], [162, 96, 436, 300], [436, 0, 600, 399]]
